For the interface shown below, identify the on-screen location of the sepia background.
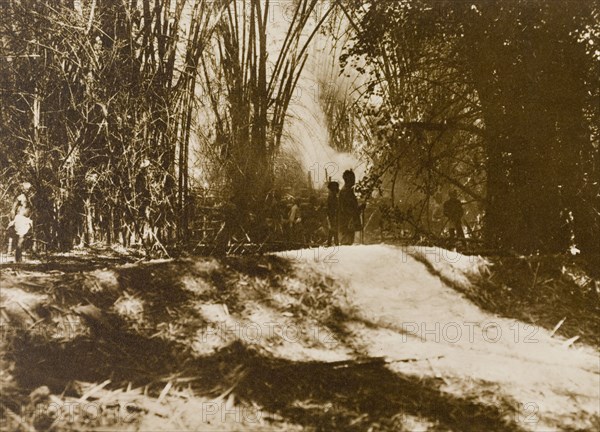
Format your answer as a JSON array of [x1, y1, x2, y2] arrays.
[[1, 1, 599, 431]]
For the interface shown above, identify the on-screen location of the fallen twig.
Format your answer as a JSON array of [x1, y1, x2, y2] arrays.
[[78, 379, 111, 402], [14, 300, 39, 322], [563, 336, 579, 347], [550, 317, 566, 338], [157, 381, 173, 403], [426, 357, 450, 385], [531, 261, 541, 290]]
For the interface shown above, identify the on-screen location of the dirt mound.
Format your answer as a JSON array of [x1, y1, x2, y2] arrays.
[[291, 245, 600, 431]]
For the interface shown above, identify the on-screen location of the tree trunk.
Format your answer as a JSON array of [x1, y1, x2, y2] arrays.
[[463, 4, 596, 253], [84, 197, 95, 245]]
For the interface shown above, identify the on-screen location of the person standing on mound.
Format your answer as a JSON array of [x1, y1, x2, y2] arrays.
[[287, 196, 303, 245], [443, 190, 465, 242], [338, 170, 362, 245]]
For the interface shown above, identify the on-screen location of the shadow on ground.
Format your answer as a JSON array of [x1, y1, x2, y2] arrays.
[[9, 336, 525, 432], [2, 254, 530, 431]]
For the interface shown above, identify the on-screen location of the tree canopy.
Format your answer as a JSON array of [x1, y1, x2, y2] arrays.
[[0, 0, 598, 255]]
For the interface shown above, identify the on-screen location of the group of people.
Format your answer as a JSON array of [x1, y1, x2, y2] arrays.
[[324, 169, 364, 246], [287, 169, 364, 247], [286, 172, 470, 248], [4, 176, 467, 259]]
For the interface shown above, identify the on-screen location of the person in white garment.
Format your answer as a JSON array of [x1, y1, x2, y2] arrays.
[[7, 182, 33, 262]]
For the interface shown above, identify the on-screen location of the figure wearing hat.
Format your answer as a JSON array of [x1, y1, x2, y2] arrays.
[[338, 170, 362, 245]]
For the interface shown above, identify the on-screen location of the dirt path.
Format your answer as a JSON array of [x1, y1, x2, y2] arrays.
[[294, 245, 600, 431]]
